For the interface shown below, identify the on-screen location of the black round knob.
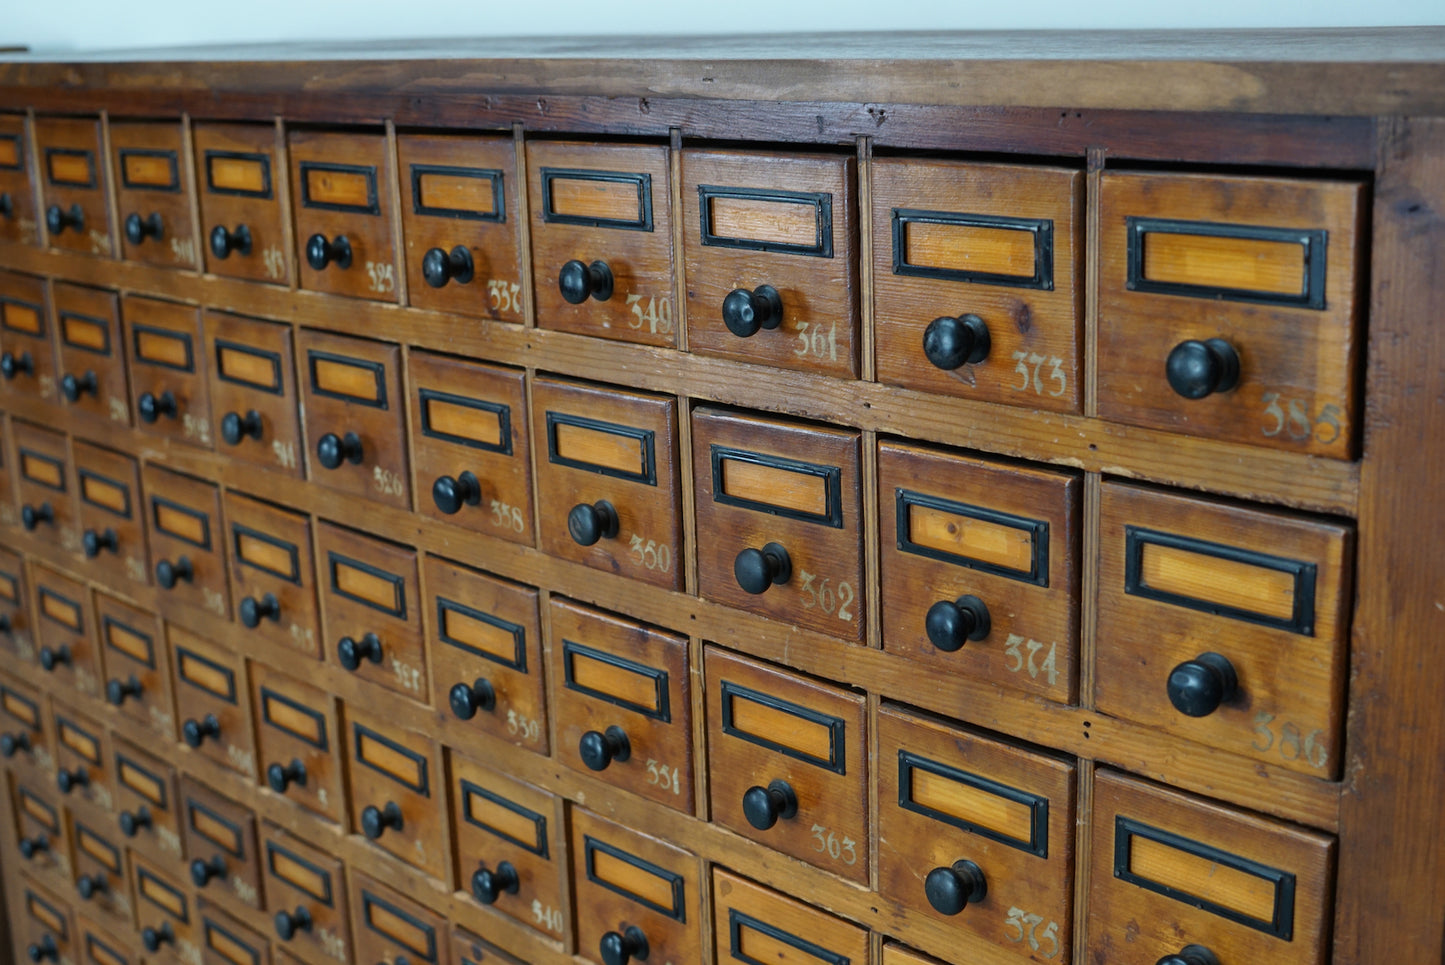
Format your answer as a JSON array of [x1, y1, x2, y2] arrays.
[[221, 409, 263, 446], [39, 644, 70, 671], [155, 556, 194, 589], [274, 906, 313, 941], [568, 500, 619, 546], [124, 211, 163, 245], [46, 203, 83, 236], [1157, 945, 1221, 965], [138, 390, 177, 423], [558, 259, 614, 304], [470, 861, 519, 905], [449, 679, 496, 721], [119, 806, 151, 837], [21, 502, 54, 531], [0, 192, 12, 218], [183, 713, 221, 748], [106, 675, 142, 706], [267, 758, 307, 793], [742, 779, 798, 830], [432, 471, 481, 515], [422, 245, 475, 288], [316, 431, 364, 470], [18, 834, 48, 859], [77, 872, 108, 900], [361, 801, 404, 840], [210, 224, 253, 260], [1, 731, 30, 757], [924, 859, 988, 915], [28, 936, 59, 963], [191, 854, 225, 887], [338, 632, 383, 671], [57, 766, 89, 794], [142, 924, 174, 953], [240, 593, 281, 629], [1, 351, 33, 379], [83, 527, 119, 558], [1167, 652, 1238, 718], [924, 594, 992, 652], [305, 233, 352, 271], [1165, 338, 1240, 399], [599, 925, 649, 965], [578, 725, 631, 772], [734, 542, 792, 595], [923, 313, 991, 369], [722, 285, 784, 338], [61, 370, 98, 402], [0, 614, 9, 634]]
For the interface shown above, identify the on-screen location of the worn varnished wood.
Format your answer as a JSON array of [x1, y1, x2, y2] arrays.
[[108, 121, 196, 270], [0, 114, 39, 248], [223, 490, 320, 660], [51, 283, 126, 433], [92, 591, 172, 741], [192, 122, 291, 285], [341, 706, 448, 882], [178, 774, 263, 913], [120, 296, 210, 452]]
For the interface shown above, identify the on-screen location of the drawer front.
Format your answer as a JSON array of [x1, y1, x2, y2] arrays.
[[52, 284, 127, 427], [69, 817, 131, 926], [122, 296, 210, 449], [179, 777, 263, 912], [705, 646, 869, 884], [111, 737, 184, 865], [398, 134, 523, 320], [0, 548, 32, 663], [1097, 172, 1365, 457], [550, 597, 692, 811], [532, 377, 682, 589], [14, 422, 80, 555], [198, 905, 270, 965], [31, 565, 99, 700], [51, 706, 111, 809], [318, 522, 425, 699], [251, 662, 344, 823], [883, 943, 951, 965], [0, 114, 40, 246], [344, 708, 447, 879], [71, 441, 148, 586], [77, 912, 139, 965], [0, 271, 56, 404], [1096, 483, 1352, 778], [205, 311, 303, 476], [129, 854, 197, 965], [297, 330, 408, 507], [93, 594, 172, 739], [451, 928, 525, 965], [14, 779, 72, 882], [878, 440, 1082, 702], [527, 141, 676, 347], [878, 704, 1076, 962], [424, 555, 546, 755], [109, 122, 197, 268], [170, 627, 254, 779], [408, 352, 532, 543], [684, 149, 859, 378], [873, 158, 1083, 411], [0, 674, 48, 776], [262, 825, 350, 964], [224, 491, 320, 659], [20, 877, 77, 965], [289, 130, 399, 302], [693, 407, 865, 641], [349, 874, 449, 965], [1089, 771, 1334, 965], [711, 868, 869, 965], [36, 117, 111, 256], [193, 123, 290, 284], [144, 465, 230, 620]]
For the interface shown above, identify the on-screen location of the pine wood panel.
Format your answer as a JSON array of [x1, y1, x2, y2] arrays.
[[108, 122, 196, 270]]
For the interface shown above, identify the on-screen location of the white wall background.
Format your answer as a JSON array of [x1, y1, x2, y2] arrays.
[[4, 0, 1442, 55]]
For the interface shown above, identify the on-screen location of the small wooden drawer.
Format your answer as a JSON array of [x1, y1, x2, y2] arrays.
[[289, 129, 399, 302], [569, 808, 702, 965], [1089, 770, 1333, 965], [883, 942, 951, 965], [262, 824, 351, 964], [350, 874, 449, 965], [1096, 482, 1353, 778], [0, 271, 57, 403], [0, 547, 33, 663], [205, 311, 303, 477], [51, 704, 112, 811], [122, 296, 211, 448], [711, 868, 870, 965], [318, 522, 426, 700], [398, 134, 524, 320], [451, 927, 526, 965], [111, 736, 184, 865], [425, 555, 546, 755], [77, 911, 140, 965], [878, 704, 1076, 962], [13, 779, 72, 882], [18, 876, 78, 965], [250, 662, 344, 823], [683, 149, 859, 378], [35, 116, 112, 256], [0, 114, 40, 246], [193, 123, 290, 284], [144, 465, 230, 620], [0, 674, 49, 776], [52, 283, 128, 427], [224, 491, 320, 659], [179, 777, 263, 913], [878, 440, 1082, 702], [31, 565, 101, 700], [344, 706, 447, 880], [130, 853, 198, 965], [69, 816, 131, 926], [693, 407, 865, 641], [1097, 172, 1365, 457], [109, 121, 197, 269], [13, 423, 80, 554], [170, 627, 255, 780], [873, 159, 1084, 411], [297, 330, 408, 507], [94, 594, 173, 739], [532, 377, 682, 589], [408, 352, 532, 543], [449, 751, 565, 939], [198, 903, 270, 965], [704, 646, 869, 883], [526, 141, 676, 347], [0, 415, 12, 528], [71, 441, 148, 586]]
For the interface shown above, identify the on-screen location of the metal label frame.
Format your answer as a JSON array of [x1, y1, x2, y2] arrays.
[[419, 388, 513, 454], [545, 411, 656, 484], [540, 167, 652, 231], [699, 184, 834, 258], [710, 445, 844, 528], [582, 835, 686, 921], [410, 164, 505, 222], [895, 488, 1049, 586], [118, 149, 180, 193], [460, 779, 548, 857], [719, 680, 846, 774], [897, 750, 1049, 857], [435, 597, 527, 672], [892, 207, 1054, 290], [204, 150, 273, 200], [1125, 216, 1328, 310], [299, 161, 379, 215], [561, 639, 670, 721]]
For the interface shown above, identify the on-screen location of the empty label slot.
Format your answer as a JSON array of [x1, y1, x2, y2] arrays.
[[907, 502, 1035, 574], [721, 457, 827, 517], [709, 196, 818, 247], [207, 153, 269, 196], [311, 354, 383, 403], [261, 689, 326, 747], [3, 301, 43, 334], [355, 726, 427, 792], [904, 219, 1038, 278], [61, 313, 109, 352], [1144, 232, 1304, 297], [177, 649, 236, 700], [422, 393, 505, 448], [77, 825, 120, 871], [217, 343, 280, 390], [86, 933, 128, 965], [118, 757, 165, 804], [415, 168, 499, 217], [303, 164, 377, 213], [1139, 541, 1297, 622], [104, 618, 154, 665], [462, 782, 545, 853], [138, 869, 186, 918], [2, 689, 38, 726], [134, 328, 193, 369], [59, 720, 99, 762], [722, 683, 840, 771], [120, 151, 178, 190], [586, 839, 682, 918], [22, 452, 64, 489], [153, 500, 209, 547], [204, 920, 258, 965], [235, 529, 299, 581], [363, 894, 434, 959], [566, 642, 665, 717], [909, 766, 1035, 845], [552, 420, 646, 477], [39, 589, 81, 629], [438, 600, 524, 668], [188, 802, 242, 855], [331, 555, 404, 613], [47, 150, 93, 186], [267, 844, 331, 902], [80, 472, 129, 515], [27, 893, 66, 935]]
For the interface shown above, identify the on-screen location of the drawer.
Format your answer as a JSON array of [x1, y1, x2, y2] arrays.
[[111, 736, 184, 865], [526, 141, 676, 347], [683, 149, 859, 378], [317, 522, 426, 699], [397, 134, 524, 320], [0, 547, 33, 663], [225, 491, 320, 659], [344, 706, 447, 879], [1097, 172, 1365, 457], [878, 704, 1076, 962], [205, 311, 303, 477], [35, 116, 111, 256], [69, 816, 131, 927], [693, 407, 864, 641], [297, 330, 408, 507], [0, 271, 56, 403], [130, 853, 198, 965], [0, 674, 49, 776], [32, 565, 100, 700], [451, 927, 525, 965], [198, 904, 270, 965], [53, 706, 112, 810], [0, 415, 12, 528], [532, 376, 682, 589], [711, 868, 869, 965], [77, 912, 140, 965], [550, 597, 692, 811], [13, 778, 72, 882], [449, 751, 565, 940], [263, 824, 351, 965], [122, 296, 211, 448], [704, 646, 869, 884], [569, 808, 702, 965], [193, 123, 290, 284], [349, 874, 449, 965], [1088, 770, 1333, 965], [179, 777, 263, 912], [94, 594, 173, 739], [289, 129, 399, 302], [53, 283, 128, 426], [14, 422, 79, 553], [0, 114, 40, 245], [1096, 483, 1353, 778], [19, 877, 77, 965], [72, 441, 148, 586], [878, 440, 1082, 702], [109, 121, 197, 268], [170, 627, 255, 779], [144, 465, 230, 620], [424, 555, 546, 755], [883, 944, 949, 965], [250, 662, 344, 823], [408, 352, 532, 543]]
